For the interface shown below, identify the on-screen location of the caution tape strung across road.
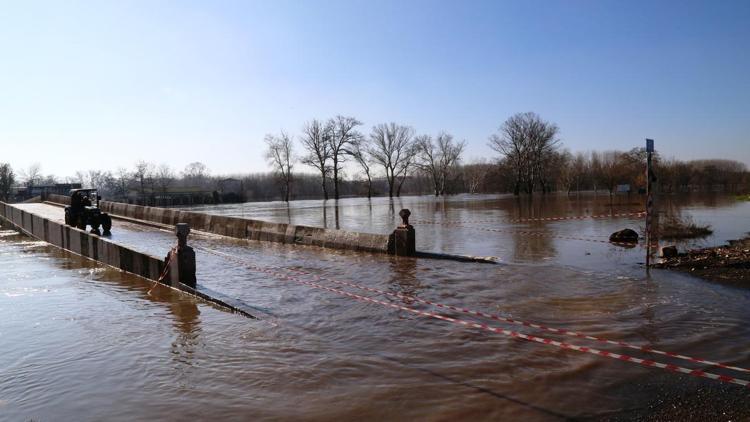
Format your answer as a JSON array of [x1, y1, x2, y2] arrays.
[[416, 221, 655, 248], [205, 246, 748, 375], [415, 211, 646, 226], [196, 246, 750, 388], [279, 265, 750, 375]]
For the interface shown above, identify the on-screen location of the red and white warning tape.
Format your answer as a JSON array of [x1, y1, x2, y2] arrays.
[[197, 247, 750, 388], [415, 211, 646, 226], [417, 221, 652, 248], [278, 264, 750, 375]]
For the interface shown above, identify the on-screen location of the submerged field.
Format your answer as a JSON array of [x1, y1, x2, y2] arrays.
[[2, 193, 750, 420]]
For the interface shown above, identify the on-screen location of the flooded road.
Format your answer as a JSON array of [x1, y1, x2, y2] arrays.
[[2, 194, 750, 420]]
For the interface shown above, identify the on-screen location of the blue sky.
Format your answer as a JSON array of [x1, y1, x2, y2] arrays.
[[1, 0, 748, 178]]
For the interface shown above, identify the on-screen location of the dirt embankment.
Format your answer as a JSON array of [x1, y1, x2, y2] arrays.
[[654, 236, 750, 283]]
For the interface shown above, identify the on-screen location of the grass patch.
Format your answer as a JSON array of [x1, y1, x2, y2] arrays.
[[736, 194, 750, 201], [659, 214, 713, 240]]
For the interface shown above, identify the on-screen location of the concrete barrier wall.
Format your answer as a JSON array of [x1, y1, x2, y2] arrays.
[[43, 193, 391, 253], [0, 202, 164, 282], [89, 199, 392, 254], [47, 193, 71, 205]]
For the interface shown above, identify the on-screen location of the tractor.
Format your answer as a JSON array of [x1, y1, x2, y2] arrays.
[[64, 189, 113, 235]]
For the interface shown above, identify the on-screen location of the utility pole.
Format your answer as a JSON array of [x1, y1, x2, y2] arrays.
[[645, 138, 654, 268]]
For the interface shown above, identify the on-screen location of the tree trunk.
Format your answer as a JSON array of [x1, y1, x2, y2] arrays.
[[321, 170, 328, 200], [333, 160, 340, 200], [396, 174, 407, 197]]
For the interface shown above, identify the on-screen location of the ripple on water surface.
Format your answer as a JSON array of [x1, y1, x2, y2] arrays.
[[2, 193, 750, 420]]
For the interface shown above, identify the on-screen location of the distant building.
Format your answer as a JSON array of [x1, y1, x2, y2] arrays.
[[126, 186, 215, 206], [14, 183, 82, 201], [616, 184, 631, 194]]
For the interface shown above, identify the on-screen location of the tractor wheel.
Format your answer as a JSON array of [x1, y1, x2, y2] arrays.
[[89, 215, 101, 235], [64, 210, 72, 225], [101, 214, 112, 235], [76, 217, 86, 231]]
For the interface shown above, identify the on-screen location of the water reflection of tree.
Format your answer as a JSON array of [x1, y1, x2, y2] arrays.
[[511, 196, 552, 220], [510, 228, 557, 262], [320, 200, 341, 230], [334, 201, 340, 230], [322, 201, 328, 229]]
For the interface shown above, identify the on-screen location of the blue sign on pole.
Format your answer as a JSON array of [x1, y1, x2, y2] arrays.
[[646, 138, 654, 153]]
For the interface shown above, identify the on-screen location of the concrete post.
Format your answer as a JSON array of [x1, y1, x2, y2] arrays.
[[393, 209, 416, 256], [161, 223, 197, 288]]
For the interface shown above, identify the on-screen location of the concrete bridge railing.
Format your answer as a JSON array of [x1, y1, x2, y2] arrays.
[[0, 201, 164, 281], [1, 201, 258, 317], [45, 193, 394, 254]]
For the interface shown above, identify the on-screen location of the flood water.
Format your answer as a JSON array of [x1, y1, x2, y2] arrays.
[[2, 193, 750, 420]]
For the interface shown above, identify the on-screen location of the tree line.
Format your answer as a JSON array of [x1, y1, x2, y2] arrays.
[[265, 116, 465, 201], [1, 112, 747, 203]]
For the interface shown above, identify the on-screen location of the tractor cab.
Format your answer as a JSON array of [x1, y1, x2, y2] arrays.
[[65, 188, 112, 235]]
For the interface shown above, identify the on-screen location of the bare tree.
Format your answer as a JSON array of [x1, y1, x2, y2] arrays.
[[183, 162, 209, 187], [21, 163, 43, 188], [530, 118, 560, 194], [347, 137, 374, 198], [265, 131, 295, 202], [395, 143, 419, 197], [416, 131, 466, 196], [0, 163, 15, 201], [489, 112, 558, 195], [133, 160, 153, 197], [570, 152, 589, 194], [462, 159, 491, 194], [155, 164, 175, 194], [74, 170, 87, 186], [300, 119, 332, 199], [40, 174, 58, 185], [114, 167, 131, 199], [368, 123, 415, 197], [328, 115, 363, 199], [595, 151, 628, 196]]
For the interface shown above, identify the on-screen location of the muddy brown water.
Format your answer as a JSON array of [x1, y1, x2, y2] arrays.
[[2, 193, 750, 420]]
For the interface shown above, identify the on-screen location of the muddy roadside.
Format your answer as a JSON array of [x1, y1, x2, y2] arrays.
[[654, 235, 750, 283]]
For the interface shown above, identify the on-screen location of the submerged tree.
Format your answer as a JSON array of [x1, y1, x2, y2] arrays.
[[593, 150, 629, 196], [264, 131, 295, 202], [369, 123, 415, 198], [328, 115, 363, 200], [348, 136, 374, 199], [300, 119, 332, 200], [415, 131, 466, 196], [488, 112, 559, 195], [462, 159, 492, 194]]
